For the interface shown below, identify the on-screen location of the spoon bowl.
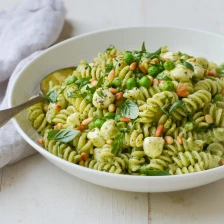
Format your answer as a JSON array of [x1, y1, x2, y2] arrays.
[[0, 67, 76, 127]]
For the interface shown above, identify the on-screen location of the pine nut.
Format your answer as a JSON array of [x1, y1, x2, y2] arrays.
[[108, 70, 115, 80], [108, 104, 116, 112], [188, 58, 196, 62], [76, 125, 85, 131], [177, 136, 183, 144], [177, 91, 189, 97], [207, 70, 217, 77], [120, 117, 131, 122], [54, 104, 62, 111], [55, 123, 63, 129], [130, 62, 137, 71], [90, 79, 98, 87], [164, 136, 174, 144], [177, 84, 189, 97], [109, 88, 118, 94], [79, 160, 85, 166], [115, 92, 123, 101], [151, 58, 159, 64], [81, 152, 87, 161], [106, 139, 113, 145], [205, 114, 213, 124], [37, 138, 44, 145], [139, 65, 147, 74], [82, 117, 93, 126], [155, 125, 164, 137], [219, 159, 224, 166]]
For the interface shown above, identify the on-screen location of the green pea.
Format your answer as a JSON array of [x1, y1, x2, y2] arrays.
[[163, 61, 175, 71], [214, 94, 223, 102], [148, 66, 160, 77], [117, 122, 127, 129], [95, 119, 105, 128], [124, 52, 134, 65], [163, 81, 175, 91], [184, 122, 194, 131], [138, 76, 151, 88], [85, 94, 93, 103], [115, 114, 122, 122], [88, 121, 95, 130], [112, 77, 122, 87], [105, 112, 115, 119], [126, 77, 138, 90]]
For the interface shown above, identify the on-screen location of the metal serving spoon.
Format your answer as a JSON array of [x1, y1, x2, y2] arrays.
[[0, 67, 75, 128]]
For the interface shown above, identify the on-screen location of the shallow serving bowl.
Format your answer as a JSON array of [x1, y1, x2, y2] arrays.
[[9, 26, 224, 192]]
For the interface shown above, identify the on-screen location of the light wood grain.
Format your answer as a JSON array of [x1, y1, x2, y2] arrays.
[[0, 154, 148, 224], [150, 179, 224, 224]]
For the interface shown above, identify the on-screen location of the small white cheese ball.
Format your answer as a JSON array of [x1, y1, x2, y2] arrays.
[[170, 64, 194, 82], [93, 148, 102, 161], [66, 112, 82, 127], [99, 119, 119, 140], [143, 137, 165, 158], [87, 128, 105, 147], [161, 52, 180, 61], [92, 88, 115, 109], [187, 61, 204, 79]]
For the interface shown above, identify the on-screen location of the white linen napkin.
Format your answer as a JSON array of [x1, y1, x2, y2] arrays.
[[0, 0, 66, 168]]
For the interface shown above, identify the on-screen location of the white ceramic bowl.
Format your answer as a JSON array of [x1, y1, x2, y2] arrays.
[[9, 26, 224, 192]]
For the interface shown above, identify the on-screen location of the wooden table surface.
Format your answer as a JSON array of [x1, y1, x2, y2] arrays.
[[1, 0, 224, 223]]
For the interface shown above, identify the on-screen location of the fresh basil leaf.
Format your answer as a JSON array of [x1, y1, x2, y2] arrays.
[[157, 73, 172, 81], [105, 62, 114, 75], [140, 165, 171, 176], [161, 104, 169, 116], [141, 41, 146, 52], [67, 89, 86, 98], [75, 77, 91, 88], [47, 129, 80, 143], [86, 85, 96, 94], [111, 133, 124, 155], [169, 100, 187, 114], [180, 59, 194, 71], [45, 89, 57, 103], [66, 75, 77, 85], [106, 45, 115, 52], [121, 100, 139, 119], [144, 47, 161, 59], [97, 90, 104, 98]]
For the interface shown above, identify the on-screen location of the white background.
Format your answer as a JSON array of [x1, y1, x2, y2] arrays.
[[1, 0, 224, 223]]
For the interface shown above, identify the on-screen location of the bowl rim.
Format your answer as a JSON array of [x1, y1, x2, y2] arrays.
[[8, 25, 224, 180]]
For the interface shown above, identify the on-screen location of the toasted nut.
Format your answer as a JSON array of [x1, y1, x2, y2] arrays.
[[106, 139, 113, 145], [76, 125, 85, 131], [54, 104, 62, 111], [55, 123, 63, 130], [177, 136, 183, 144], [164, 136, 174, 144], [108, 70, 115, 80], [205, 114, 213, 124], [177, 84, 189, 97], [43, 103, 48, 113], [155, 125, 164, 137], [219, 159, 224, 166], [115, 92, 123, 101], [79, 160, 85, 166], [90, 79, 98, 87], [120, 117, 131, 122], [152, 78, 159, 85], [82, 117, 93, 126], [221, 89, 224, 96], [109, 54, 115, 60], [108, 104, 116, 112], [177, 91, 189, 97], [81, 152, 87, 161], [109, 88, 118, 94], [188, 58, 196, 62], [139, 65, 147, 74], [37, 138, 44, 145], [151, 58, 159, 64], [130, 62, 137, 71], [207, 70, 217, 77]]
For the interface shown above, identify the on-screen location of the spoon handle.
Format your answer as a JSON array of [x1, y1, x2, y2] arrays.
[[0, 94, 44, 128]]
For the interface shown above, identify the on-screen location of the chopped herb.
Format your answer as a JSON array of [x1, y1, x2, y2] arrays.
[[121, 100, 139, 119], [97, 90, 104, 98], [140, 165, 171, 176], [45, 89, 57, 103], [161, 104, 169, 116], [66, 75, 77, 85], [144, 47, 161, 59], [157, 72, 172, 81], [141, 41, 146, 52], [111, 133, 124, 155], [180, 59, 194, 71], [169, 100, 187, 115], [105, 62, 114, 75], [75, 77, 91, 88], [47, 129, 80, 143], [97, 76, 104, 87], [106, 45, 115, 52], [67, 89, 86, 98]]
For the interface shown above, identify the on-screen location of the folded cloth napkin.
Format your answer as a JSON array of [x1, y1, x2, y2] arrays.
[[0, 0, 66, 168]]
